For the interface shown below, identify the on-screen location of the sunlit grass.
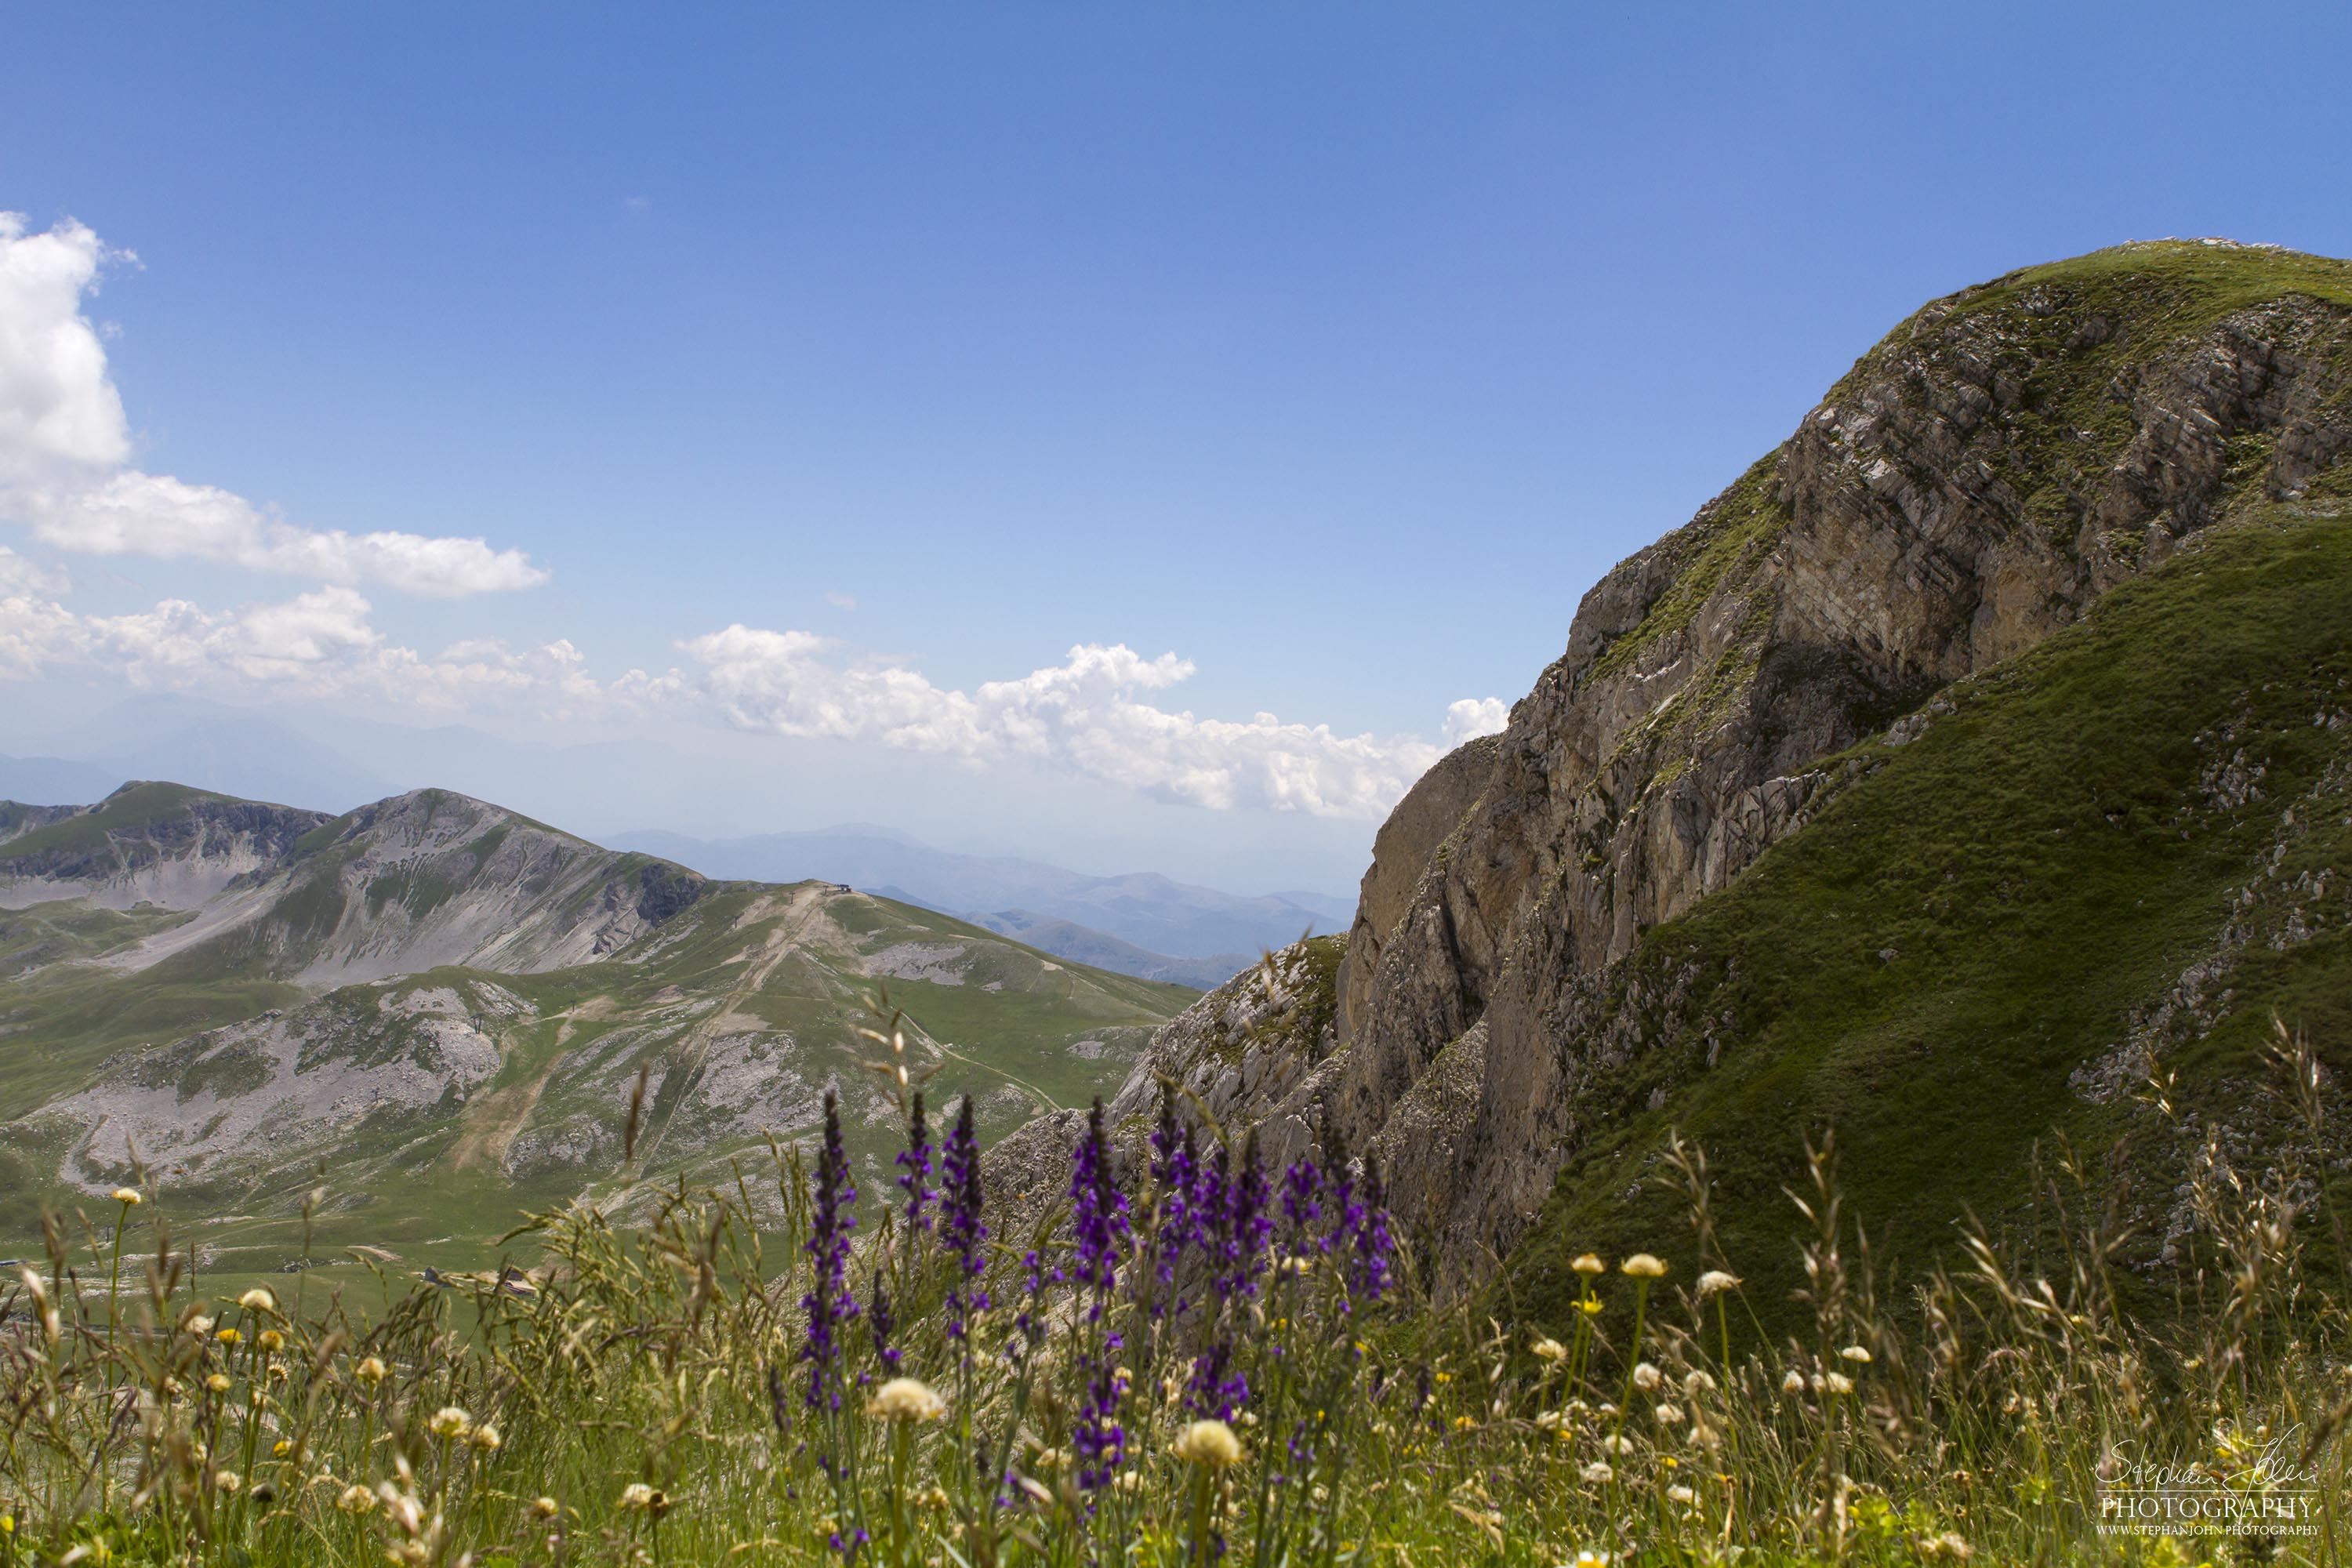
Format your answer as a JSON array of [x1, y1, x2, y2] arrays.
[[2, 1015, 2343, 1566]]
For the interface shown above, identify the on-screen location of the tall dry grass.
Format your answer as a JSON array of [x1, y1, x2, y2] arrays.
[[0, 1019, 2342, 1566]]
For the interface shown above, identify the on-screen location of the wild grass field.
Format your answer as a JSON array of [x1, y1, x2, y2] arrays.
[[2, 1002, 2339, 1567]]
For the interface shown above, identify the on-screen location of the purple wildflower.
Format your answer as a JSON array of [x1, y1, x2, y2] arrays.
[[1205, 1133, 1271, 1301], [799, 1089, 859, 1410], [1071, 1098, 1131, 1312], [1328, 1153, 1357, 1261], [1195, 1140, 1230, 1275], [896, 1090, 934, 1232], [1281, 1152, 1323, 1242], [1153, 1116, 1200, 1307], [1069, 1099, 1134, 1490], [941, 1094, 989, 1338], [1187, 1341, 1249, 1421], [869, 1273, 899, 1370], [1076, 1355, 1127, 1490]]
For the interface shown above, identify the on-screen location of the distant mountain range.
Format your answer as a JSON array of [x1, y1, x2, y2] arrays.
[[606, 826, 1352, 985], [0, 733, 1358, 989], [0, 780, 1195, 1274]]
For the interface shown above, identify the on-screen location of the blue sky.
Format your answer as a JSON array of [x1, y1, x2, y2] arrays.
[[4, 4, 2350, 892]]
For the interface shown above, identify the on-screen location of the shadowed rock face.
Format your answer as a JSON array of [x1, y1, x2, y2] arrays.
[[0, 785, 331, 911], [0, 789, 328, 884], [1035, 243, 2352, 1290]]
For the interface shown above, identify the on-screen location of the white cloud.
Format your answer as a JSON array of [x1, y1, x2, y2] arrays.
[[0, 216, 131, 471], [1443, 695, 1510, 748], [0, 213, 548, 597], [674, 628, 1475, 818], [1, 571, 1497, 817], [0, 543, 67, 597], [0, 579, 590, 711], [824, 589, 858, 611]]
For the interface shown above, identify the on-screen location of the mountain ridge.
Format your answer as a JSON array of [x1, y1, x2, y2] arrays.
[[608, 824, 1348, 976], [1003, 240, 2352, 1317], [0, 779, 1197, 1274]]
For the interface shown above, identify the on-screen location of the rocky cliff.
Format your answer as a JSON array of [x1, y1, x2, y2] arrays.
[[1045, 241, 2352, 1295], [0, 782, 330, 911]]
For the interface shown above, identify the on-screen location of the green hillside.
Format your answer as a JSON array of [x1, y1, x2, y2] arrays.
[[1504, 499, 2352, 1330], [0, 789, 1196, 1286]]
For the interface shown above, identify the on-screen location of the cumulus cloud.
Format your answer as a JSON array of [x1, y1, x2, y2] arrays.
[[0, 213, 546, 597], [0, 578, 592, 710], [674, 627, 1489, 818], [1, 567, 1504, 818], [0, 543, 67, 597], [1443, 695, 1511, 747]]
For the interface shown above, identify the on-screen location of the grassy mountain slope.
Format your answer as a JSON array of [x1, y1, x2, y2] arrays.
[[0, 786, 1195, 1280], [1501, 498, 2352, 1330]]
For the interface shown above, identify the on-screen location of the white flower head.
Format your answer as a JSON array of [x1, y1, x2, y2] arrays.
[[1172, 1419, 1243, 1468], [866, 1377, 948, 1423]]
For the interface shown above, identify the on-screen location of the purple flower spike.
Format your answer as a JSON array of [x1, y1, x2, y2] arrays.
[[869, 1272, 900, 1370], [1282, 1152, 1323, 1239], [896, 1090, 934, 1232], [941, 1094, 989, 1338], [1076, 1354, 1127, 1490], [799, 1089, 859, 1410], [1153, 1116, 1200, 1307], [1071, 1098, 1131, 1312]]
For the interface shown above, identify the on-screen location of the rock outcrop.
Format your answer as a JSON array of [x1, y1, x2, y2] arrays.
[[1051, 241, 2352, 1290], [0, 782, 330, 910]]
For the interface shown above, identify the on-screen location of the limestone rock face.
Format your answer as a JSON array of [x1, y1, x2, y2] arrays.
[[1047, 244, 2352, 1289], [0, 784, 330, 910]]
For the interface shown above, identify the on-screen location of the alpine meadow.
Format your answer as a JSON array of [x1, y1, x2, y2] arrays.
[[10, 6, 2352, 1562], [1, 238, 2348, 1564]]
